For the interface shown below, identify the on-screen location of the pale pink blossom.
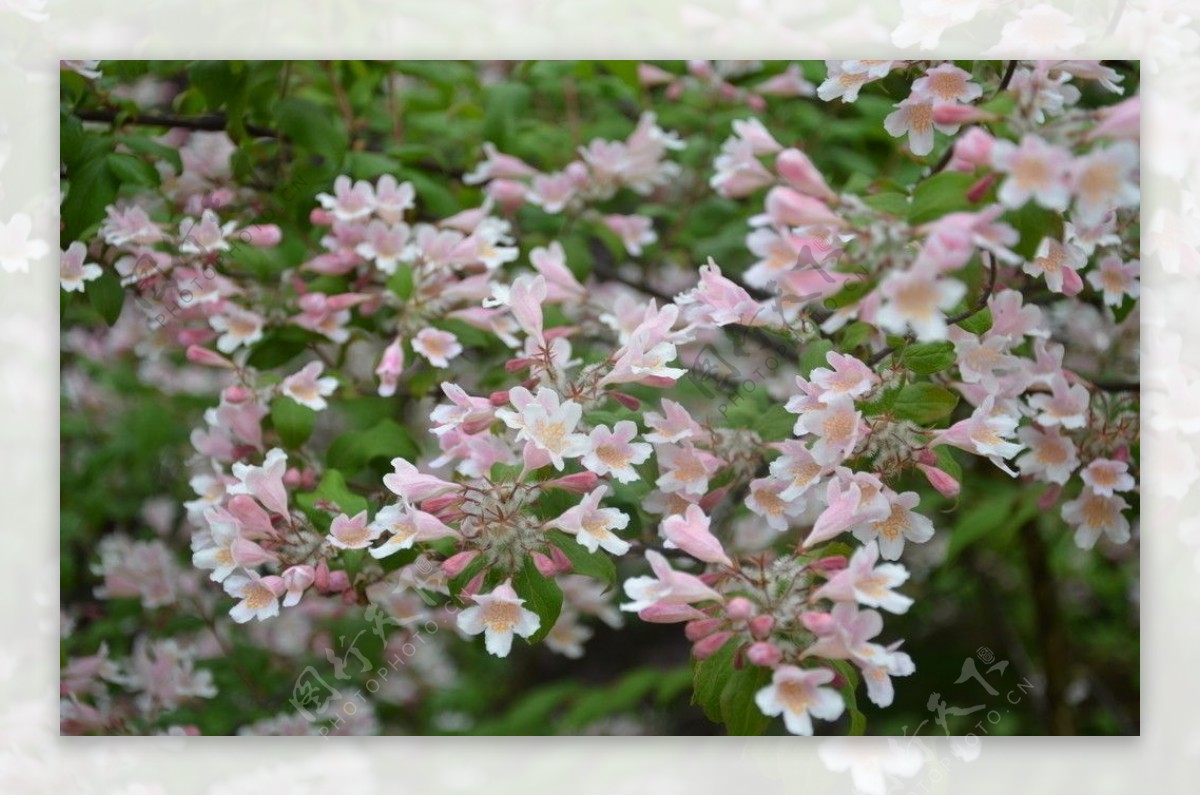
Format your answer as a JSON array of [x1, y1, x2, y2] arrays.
[[644, 399, 703, 444], [375, 337, 405, 397], [1016, 426, 1080, 485], [315, 175, 376, 221], [549, 485, 631, 556], [463, 142, 538, 185], [412, 328, 463, 369], [817, 62, 878, 103], [745, 477, 807, 531], [60, 242, 103, 292], [793, 395, 864, 466], [852, 491, 935, 560], [1061, 489, 1131, 549], [456, 580, 541, 658], [327, 510, 379, 550], [354, 220, 411, 274], [224, 572, 285, 623], [929, 396, 1024, 473], [1027, 375, 1091, 429], [1025, 238, 1086, 295], [884, 95, 958, 157], [373, 175, 416, 223], [991, 135, 1072, 211], [661, 504, 732, 566], [368, 501, 459, 558], [1080, 459, 1136, 496], [876, 266, 967, 342], [655, 442, 722, 496], [1087, 255, 1140, 306], [280, 361, 338, 411], [620, 549, 722, 612], [1070, 143, 1139, 225], [228, 448, 290, 518], [602, 214, 658, 256], [912, 62, 981, 104], [769, 440, 829, 503], [495, 386, 591, 471], [209, 306, 265, 353], [755, 665, 844, 736], [811, 352, 877, 402], [179, 209, 237, 254], [710, 137, 774, 198], [814, 541, 913, 614], [804, 473, 890, 548], [582, 421, 652, 483], [383, 458, 458, 503]]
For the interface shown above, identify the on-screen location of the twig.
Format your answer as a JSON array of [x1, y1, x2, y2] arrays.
[[74, 107, 280, 139]]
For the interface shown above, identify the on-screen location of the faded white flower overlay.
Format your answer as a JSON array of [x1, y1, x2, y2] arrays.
[[0, 1, 1187, 794]]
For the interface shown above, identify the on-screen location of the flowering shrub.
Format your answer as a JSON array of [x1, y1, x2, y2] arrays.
[[60, 60, 1139, 736]]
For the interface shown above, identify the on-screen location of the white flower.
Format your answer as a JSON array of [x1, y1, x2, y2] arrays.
[[495, 386, 591, 470], [755, 665, 845, 736], [0, 213, 49, 273], [223, 573, 283, 623], [883, 95, 957, 157], [876, 267, 966, 342], [209, 306, 265, 353], [1061, 488, 1131, 550], [456, 580, 541, 658], [581, 421, 652, 483], [178, 209, 237, 254], [1016, 426, 1080, 485], [412, 328, 463, 369], [549, 486, 631, 556]]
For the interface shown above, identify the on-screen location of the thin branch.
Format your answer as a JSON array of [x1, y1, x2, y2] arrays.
[[74, 107, 280, 139]]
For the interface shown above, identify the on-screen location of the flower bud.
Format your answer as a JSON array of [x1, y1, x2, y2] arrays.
[[800, 611, 835, 636], [488, 390, 511, 406], [725, 597, 755, 621], [223, 385, 253, 404], [639, 603, 706, 624], [685, 618, 723, 642], [809, 555, 848, 573], [441, 550, 479, 579], [231, 538, 278, 568], [283, 467, 304, 488], [610, 391, 642, 411], [1038, 483, 1063, 511], [692, 632, 734, 661], [966, 173, 998, 203], [749, 615, 775, 640], [916, 463, 961, 498], [241, 224, 283, 247], [932, 103, 997, 126], [774, 149, 835, 200], [186, 345, 234, 369], [532, 552, 558, 578], [485, 179, 527, 212], [309, 208, 335, 226], [544, 471, 600, 494], [746, 641, 782, 667], [326, 570, 351, 593]]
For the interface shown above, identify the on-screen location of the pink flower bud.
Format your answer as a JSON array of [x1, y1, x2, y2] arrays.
[[282, 564, 315, 593], [775, 149, 835, 200], [950, 127, 994, 171], [177, 328, 215, 347], [488, 390, 511, 406], [550, 545, 571, 573], [809, 555, 849, 573], [223, 385, 253, 403], [687, 59, 715, 80], [966, 173, 998, 204], [692, 631, 734, 660], [231, 538, 278, 568], [638, 63, 675, 87], [484, 179, 527, 212], [725, 597, 755, 621], [639, 603, 707, 624], [1061, 265, 1084, 296], [462, 573, 484, 597], [1038, 483, 1063, 511], [916, 463, 961, 498], [665, 82, 683, 101], [441, 550, 479, 579], [932, 104, 996, 126], [746, 93, 767, 113], [185, 345, 234, 369], [749, 615, 775, 640], [746, 641, 782, 667], [761, 186, 841, 228], [241, 224, 282, 247], [326, 570, 351, 593], [544, 471, 600, 494], [421, 494, 462, 514], [207, 188, 237, 209], [376, 337, 405, 398], [313, 560, 331, 591], [609, 392, 641, 411], [685, 618, 723, 642], [699, 486, 730, 513], [532, 552, 558, 578], [283, 467, 304, 488], [801, 611, 835, 636], [309, 208, 335, 226], [1113, 446, 1130, 464]]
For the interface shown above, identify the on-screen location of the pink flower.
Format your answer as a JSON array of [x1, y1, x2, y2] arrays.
[[456, 579, 542, 658], [655, 442, 723, 496], [495, 386, 591, 471], [228, 448, 290, 518], [581, 421, 652, 483], [731, 117, 782, 155], [209, 305, 265, 353], [1025, 238, 1086, 295], [1016, 426, 1080, 485], [383, 458, 458, 503], [223, 572, 285, 623], [430, 382, 495, 436], [817, 62, 877, 103], [412, 328, 463, 369], [661, 504, 732, 566], [804, 473, 890, 548], [1086, 255, 1140, 306], [769, 441, 829, 502], [1027, 375, 1091, 429], [814, 541, 913, 614], [746, 476, 807, 531], [281, 565, 315, 607], [810, 352, 877, 402], [60, 241, 104, 293], [368, 500, 458, 558], [549, 485, 631, 556], [852, 491, 935, 560], [529, 242, 586, 303], [373, 175, 416, 224], [179, 209, 237, 254], [375, 337, 406, 397], [327, 510, 379, 550], [793, 395, 864, 467], [859, 642, 916, 708], [644, 399, 703, 445], [876, 266, 967, 342], [316, 175, 376, 221], [991, 135, 1071, 211], [192, 511, 276, 583], [710, 137, 774, 198], [884, 94, 958, 156], [1070, 141, 1139, 225], [911, 62, 981, 104], [602, 214, 658, 256], [280, 361, 338, 411], [1061, 489, 1131, 549], [1080, 459, 1135, 496], [620, 550, 722, 612], [463, 142, 538, 185], [754, 665, 845, 736], [774, 149, 835, 201], [354, 220, 410, 274], [929, 395, 1024, 473]]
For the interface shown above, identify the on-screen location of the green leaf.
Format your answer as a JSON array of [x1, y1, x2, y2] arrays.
[[512, 556, 563, 644], [899, 341, 956, 375], [798, 339, 834, 378], [276, 97, 348, 167], [956, 307, 993, 336], [296, 469, 368, 526], [118, 135, 184, 173], [892, 382, 959, 424], [1007, 201, 1064, 260], [822, 277, 875, 311], [270, 396, 316, 449], [344, 151, 400, 180], [909, 171, 978, 225], [863, 192, 909, 216], [62, 155, 119, 241], [544, 530, 617, 590], [245, 326, 323, 370], [753, 404, 799, 442], [327, 418, 419, 475], [829, 660, 866, 735], [106, 152, 160, 187], [934, 445, 963, 484], [387, 264, 414, 301], [601, 60, 641, 92], [87, 269, 125, 326], [719, 663, 772, 736], [944, 485, 1031, 561], [691, 637, 738, 725], [482, 82, 532, 150]]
